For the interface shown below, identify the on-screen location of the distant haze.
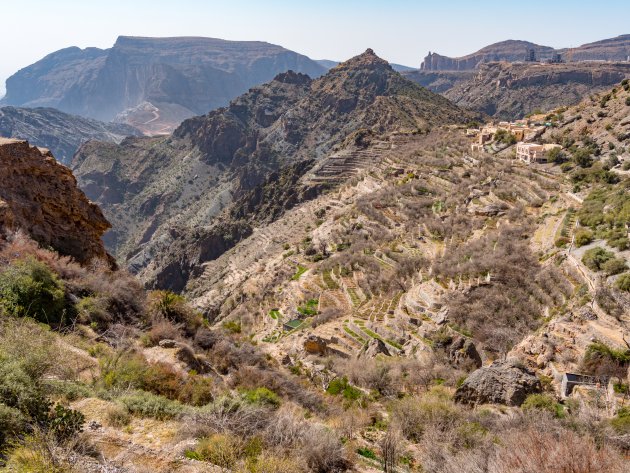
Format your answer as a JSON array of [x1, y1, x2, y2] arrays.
[[2, 0, 629, 97]]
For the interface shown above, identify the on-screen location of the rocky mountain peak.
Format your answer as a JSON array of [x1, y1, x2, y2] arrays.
[[336, 48, 392, 70], [273, 70, 312, 85]]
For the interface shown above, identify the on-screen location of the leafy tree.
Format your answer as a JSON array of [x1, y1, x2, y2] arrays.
[[546, 147, 565, 164], [573, 148, 593, 167], [581, 247, 614, 271]]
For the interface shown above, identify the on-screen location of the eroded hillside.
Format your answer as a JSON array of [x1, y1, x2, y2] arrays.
[[1, 61, 629, 473], [73, 50, 475, 291]]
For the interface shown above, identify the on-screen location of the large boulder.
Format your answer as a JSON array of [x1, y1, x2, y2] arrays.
[[447, 336, 483, 369], [304, 335, 329, 356], [455, 359, 541, 406], [360, 338, 391, 358]]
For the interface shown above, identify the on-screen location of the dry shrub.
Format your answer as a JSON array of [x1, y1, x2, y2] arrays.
[[334, 407, 370, 440], [189, 433, 245, 469], [391, 387, 462, 442], [142, 318, 182, 347], [229, 365, 323, 412], [489, 425, 625, 473], [311, 307, 342, 327], [147, 290, 202, 336], [263, 405, 309, 448], [180, 396, 273, 439], [234, 453, 304, 473], [302, 426, 352, 473]]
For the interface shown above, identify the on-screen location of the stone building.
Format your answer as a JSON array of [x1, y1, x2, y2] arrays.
[[516, 142, 562, 164]]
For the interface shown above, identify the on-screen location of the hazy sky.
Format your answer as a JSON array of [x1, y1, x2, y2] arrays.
[[1, 0, 629, 96]]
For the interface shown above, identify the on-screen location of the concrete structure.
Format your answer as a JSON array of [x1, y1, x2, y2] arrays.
[[561, 373, 605, 398], [516, 142, 562, 164]]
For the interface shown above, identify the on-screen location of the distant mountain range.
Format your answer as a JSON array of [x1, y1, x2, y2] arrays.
[[1, 36, 327, 134], [0, 106, 141, 164], [420, 35, 630, 71]]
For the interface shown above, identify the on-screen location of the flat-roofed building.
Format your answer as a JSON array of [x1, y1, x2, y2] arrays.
[[516, 142, 561, 164]]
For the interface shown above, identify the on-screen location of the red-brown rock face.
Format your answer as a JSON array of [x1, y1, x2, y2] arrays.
[[0, 138, 112, 265]]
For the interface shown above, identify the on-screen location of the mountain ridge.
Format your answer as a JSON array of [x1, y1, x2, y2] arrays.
[[1, 36, 327, 134], [72, 49, 474, 291], [0, 106, 142, 164], [420, 34, 630, 70]]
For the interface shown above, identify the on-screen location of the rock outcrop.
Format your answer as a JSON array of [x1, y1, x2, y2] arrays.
[[2, 36, 327, 134], [304, 335, 329, 355], [0, 138, 111, 265], [360, 338, 391, 358], [455, 360, 541, 406], [0, 106, 141, 164]]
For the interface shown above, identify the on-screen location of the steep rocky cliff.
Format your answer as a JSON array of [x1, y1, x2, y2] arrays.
[[420, 40, 556, 71], [442, 61, 630, 120], [0, 106, 141, 164], [72, 49, 473, 290], [0, 138, 111, 264], [420, 34, 630, 71], [1, 36, 327, 134]]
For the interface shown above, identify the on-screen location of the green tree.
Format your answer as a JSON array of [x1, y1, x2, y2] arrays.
[[573, 148, 593, 167], [581, 247, 614, 271]]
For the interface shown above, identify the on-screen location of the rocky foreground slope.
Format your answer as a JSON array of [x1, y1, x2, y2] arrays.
[[0, 138, 111, 264], [0, 106, 141, 164], [72, 49, 474, 290], [1, 36, 326, 134]]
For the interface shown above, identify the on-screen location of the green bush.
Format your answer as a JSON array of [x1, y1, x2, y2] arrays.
[[297, 299, 319, 316], [327, 377, 362, 401], [581, 247, 614, 271], [185, 433, 266, 466], [357, 447, 377, 460], [119, 391, 185, 420], [611, 407, 630, 433], [100, 352, 149, 391], [187, 433, 245, 468], [572, 148, 593, 167], [616, 273, 630, 292], [546, 147, 565, 164], [0, 258, 68, 324], [583, 342, 630, 378], [522, 394, 564, 418], [574, 229, 593, 247], [0, 402, 26, 447], [241, 387, 280, 408], [601, 258, 627, 276], [48, 404, 84, 440], [494, 129, 517, 145], [0, 357, 50, 422], [222, 320, 242, 334], [179, 376, 214, 407]]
